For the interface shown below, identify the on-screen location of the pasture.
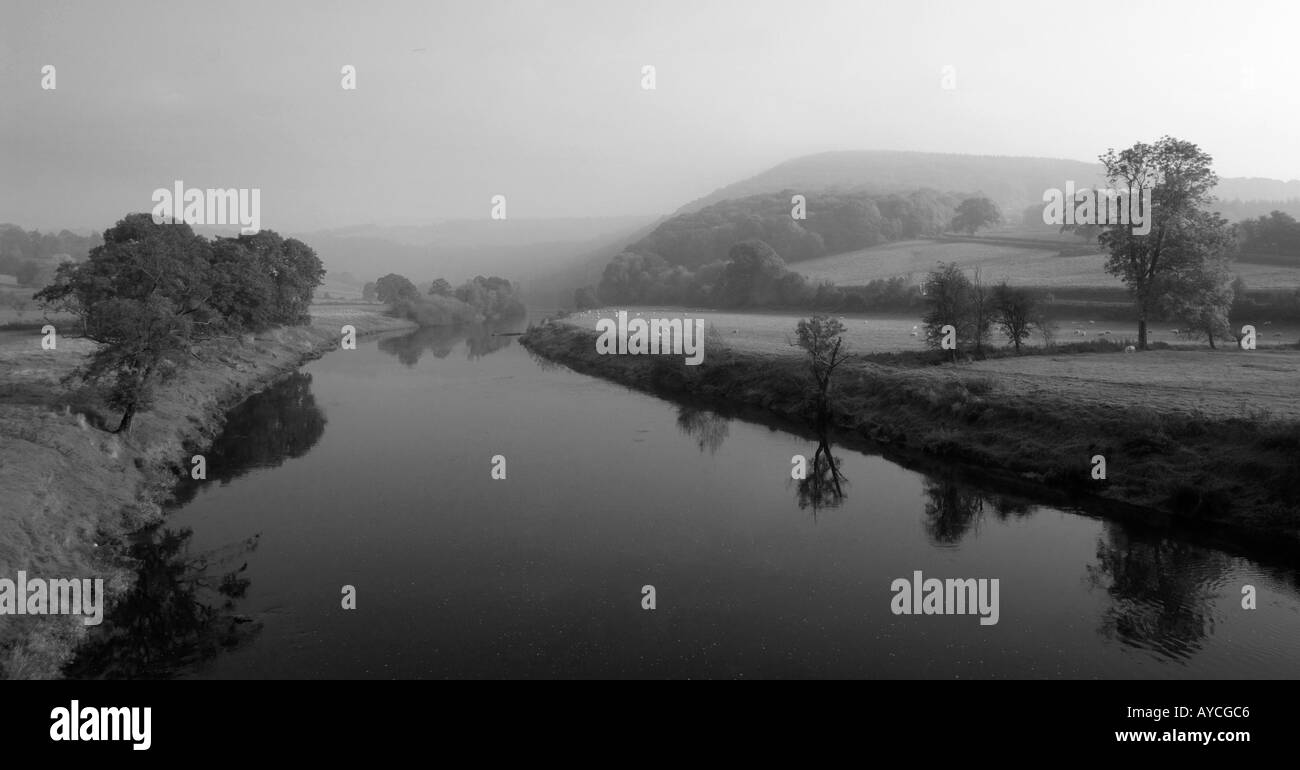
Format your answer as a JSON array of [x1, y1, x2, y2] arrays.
[[788, 238, 1300, 292], [561, 306, 1300, 357]]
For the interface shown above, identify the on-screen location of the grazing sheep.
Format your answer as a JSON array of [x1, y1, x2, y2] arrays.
[[1124, 345, 1136, 353]]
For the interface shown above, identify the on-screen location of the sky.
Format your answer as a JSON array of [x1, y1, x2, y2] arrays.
[[2, 0, 1298, 233]]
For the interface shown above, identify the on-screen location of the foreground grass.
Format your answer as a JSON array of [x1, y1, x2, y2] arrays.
[[0, 304, 414, 679], [522, 322, 1300, 547]]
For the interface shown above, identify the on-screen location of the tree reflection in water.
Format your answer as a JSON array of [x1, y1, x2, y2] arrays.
[[170, 372, 327, 507], [64, 526, 262, 679], [675, 406, 730, 455], [918, 473, 988, 546], [377, 324, 517, 367], [795, 432, 848, 516], [72, 369, 333, 677], [1086, 524, 1233, 661]]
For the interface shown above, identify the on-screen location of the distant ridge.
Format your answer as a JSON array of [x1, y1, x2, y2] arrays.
[[675, 150, 1300, 214]]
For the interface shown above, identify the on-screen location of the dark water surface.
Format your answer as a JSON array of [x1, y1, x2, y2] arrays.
[[71, 323, 1300, 679]]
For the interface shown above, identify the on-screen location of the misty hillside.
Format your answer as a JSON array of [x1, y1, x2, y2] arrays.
[[627, 189, 963, 270], [677, 150, 1300, 215]]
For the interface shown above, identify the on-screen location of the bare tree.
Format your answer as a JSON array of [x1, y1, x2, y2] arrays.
[[794, 315, 850, 411]]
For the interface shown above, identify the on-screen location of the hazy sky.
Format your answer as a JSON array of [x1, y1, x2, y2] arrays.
[[3, 0, 1297, 233]]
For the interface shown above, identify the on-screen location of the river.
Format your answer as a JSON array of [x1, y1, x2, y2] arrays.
[[67, 321, 1300, 679]]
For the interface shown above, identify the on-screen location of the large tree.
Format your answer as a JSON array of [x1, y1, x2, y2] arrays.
[[36, 214, 218, 431], [921, 263, 989, 358], [36, 214, 325, 431], [374, 273, 419, 304], [951, 197, 1001, 235], [715, 239, 789, 307], [1156, 211, 1237, 348], [991, 281, 1039, 353], [1097, 136, 1232, 349]]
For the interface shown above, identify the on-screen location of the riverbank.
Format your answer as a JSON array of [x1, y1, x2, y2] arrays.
[[521, 322, 1300, 547], [0, 305, 415, 679]]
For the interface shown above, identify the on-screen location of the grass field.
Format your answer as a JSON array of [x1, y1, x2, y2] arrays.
[[561, 306, 1300, 358], [788, 238, 1300, 292], [941, 348, 1300, 421]]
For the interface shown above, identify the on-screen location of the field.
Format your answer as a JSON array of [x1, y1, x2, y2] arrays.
[[561, 306, 1300, 357], [949, 348, 1300, 421], [788, 238, 1300, 291]]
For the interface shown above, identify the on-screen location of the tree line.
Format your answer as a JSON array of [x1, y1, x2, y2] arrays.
[[935, 136, 1248, 353], [0, 225, 101, 287], [363, 272, 526, 327], [629, 189, 967, 270], [581, 239, 923, 313], [36, 213, 326, 431]]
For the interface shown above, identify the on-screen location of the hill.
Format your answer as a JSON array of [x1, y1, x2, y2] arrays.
[[675, 150, 1300, 218]]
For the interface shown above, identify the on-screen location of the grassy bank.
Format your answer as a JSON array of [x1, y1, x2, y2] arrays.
[[0, 304, 415, 679], [521, 322, 1300, 547]]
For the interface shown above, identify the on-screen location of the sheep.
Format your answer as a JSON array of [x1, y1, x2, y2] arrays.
[[1124, 345, 1136, 353]]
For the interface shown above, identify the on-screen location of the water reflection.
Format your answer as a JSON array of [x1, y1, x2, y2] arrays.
[[171, 372, 326, 507], [795, 433, 848, 515], [377, 324, 517, 367], [63, 526, 262, 679], [675, 406, 730, 455], [1086, 523, 1233, 661], [921, 473, 986, 546]]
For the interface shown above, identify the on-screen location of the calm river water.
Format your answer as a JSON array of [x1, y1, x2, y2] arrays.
[[69, 322, 1300, 679]]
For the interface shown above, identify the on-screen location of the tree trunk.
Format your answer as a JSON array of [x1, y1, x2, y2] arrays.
[[1207, 325, 1216, 349], [1138, 317, 1148, 350], [114, 403, 136, 433]]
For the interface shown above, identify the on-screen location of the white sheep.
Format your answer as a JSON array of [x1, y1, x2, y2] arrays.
[[1124, 345, 1136, 353]]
